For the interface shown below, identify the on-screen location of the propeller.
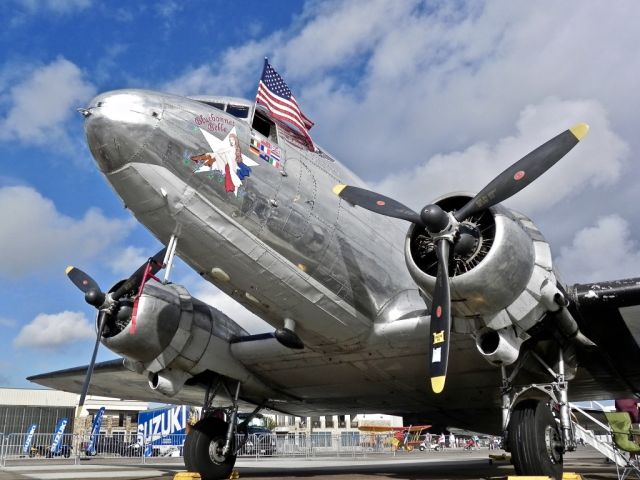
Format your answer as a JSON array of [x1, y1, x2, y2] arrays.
[[65, 248, 166, 407], [333, 123, 589, 393]]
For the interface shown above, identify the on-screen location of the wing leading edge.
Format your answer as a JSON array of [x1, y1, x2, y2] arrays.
[[27, 359, 212, 406]]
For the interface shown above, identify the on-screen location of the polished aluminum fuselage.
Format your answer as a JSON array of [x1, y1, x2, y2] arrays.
[[79, 90, 603, 432], [85, 90, 420, 342]]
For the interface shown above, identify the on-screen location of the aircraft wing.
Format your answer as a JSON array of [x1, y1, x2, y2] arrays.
[[27, 359, 216, 406], [569, 278, 640, 397]]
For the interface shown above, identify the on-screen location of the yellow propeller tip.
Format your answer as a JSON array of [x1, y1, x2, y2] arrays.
[[65, 266, 74, 274], [430, 376, 446, 394], [570, 123, 589, 141], [332, 184, 346, 196]]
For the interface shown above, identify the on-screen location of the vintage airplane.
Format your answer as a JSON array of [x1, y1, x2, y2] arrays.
[[28, 84, 640, 480]]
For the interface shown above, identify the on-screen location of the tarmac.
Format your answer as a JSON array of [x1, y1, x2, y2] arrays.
[[0, 446, 620, 480]]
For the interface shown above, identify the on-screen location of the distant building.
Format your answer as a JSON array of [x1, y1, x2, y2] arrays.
[[266, 413, 403, 434], [0, 388, 149, 441]]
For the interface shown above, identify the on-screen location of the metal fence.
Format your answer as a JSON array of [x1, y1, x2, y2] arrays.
[[0, 432, 403, 465]]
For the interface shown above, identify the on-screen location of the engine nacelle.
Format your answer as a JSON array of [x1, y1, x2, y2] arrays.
[[404, 194, 562, 365], [99, 281, 258, 395]]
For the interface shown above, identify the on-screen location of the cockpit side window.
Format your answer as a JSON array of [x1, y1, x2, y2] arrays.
[[226, 104, 250, 119], [252, 109, 278, 143], [204, 101, 225, 111]]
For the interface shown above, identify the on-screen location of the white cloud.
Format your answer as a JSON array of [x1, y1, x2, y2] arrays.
[[109, 246, 148, 276], [298, 1, 640, 178], [0, 317, 17, 328], [373, 97, 628, 215], [163, 41, 267, 97], [14, 0, 92, 14], [0, 186, 134, 277], [192, 282, 271, 334], [556, 215, 640, 284], [14, 310, 94, 348], [155, 0, 180, 19], [0, 57, 96, 150], [278, 1, 415, 78], [162, 1, 413, 97]]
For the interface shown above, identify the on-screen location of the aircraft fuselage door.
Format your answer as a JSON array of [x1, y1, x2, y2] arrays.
[[268, 151, 316, 239], [235, 128, 285, 231]]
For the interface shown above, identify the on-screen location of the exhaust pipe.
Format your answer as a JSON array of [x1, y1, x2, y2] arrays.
[[148, 369, 190, 397], [476, 327, 523, 366]]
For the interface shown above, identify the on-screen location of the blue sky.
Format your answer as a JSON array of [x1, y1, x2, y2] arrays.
[[1, 0, 639, 388]]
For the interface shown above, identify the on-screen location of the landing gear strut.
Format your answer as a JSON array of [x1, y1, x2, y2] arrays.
[[184, 377, 258, 480], [501, 348, 576, 480]]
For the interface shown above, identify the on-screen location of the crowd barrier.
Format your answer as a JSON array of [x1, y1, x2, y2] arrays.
[[0, 432, 401, 465]]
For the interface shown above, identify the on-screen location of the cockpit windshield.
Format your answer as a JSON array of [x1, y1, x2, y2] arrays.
[[226, 104, 250, 119], [204, 101, 224, 111], [189, 96, 253, 120]]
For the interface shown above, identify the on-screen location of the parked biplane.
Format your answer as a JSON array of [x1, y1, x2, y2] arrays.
[[358, 425, 432, 451]]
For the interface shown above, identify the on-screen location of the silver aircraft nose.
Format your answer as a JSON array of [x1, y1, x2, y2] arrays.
[[83, 90, 163, 173]]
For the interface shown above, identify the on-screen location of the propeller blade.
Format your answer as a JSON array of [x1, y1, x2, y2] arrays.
[[78, 311, 107, 407], [66, 266, 101, 294], [454, 123, 589, 221], [333, 184, 422, 225], [111, 248, 167, 300], [429, 239, 451, 394]]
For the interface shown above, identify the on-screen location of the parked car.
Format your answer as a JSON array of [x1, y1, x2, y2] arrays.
[[243, 426, 277, 455]]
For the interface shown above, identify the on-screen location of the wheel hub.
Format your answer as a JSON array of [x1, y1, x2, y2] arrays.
[[208, 438, 226, 464], [544, 424, 563, 464]]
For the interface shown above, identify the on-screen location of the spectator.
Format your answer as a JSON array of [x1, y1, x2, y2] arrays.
[[615, 399, 640, 424]]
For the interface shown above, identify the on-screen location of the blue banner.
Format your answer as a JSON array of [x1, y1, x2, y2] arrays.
[[21, 424, 37, 455], [137, 405, 187, 457], [50, 418, 68, 454], [86, 407, 105, 455]]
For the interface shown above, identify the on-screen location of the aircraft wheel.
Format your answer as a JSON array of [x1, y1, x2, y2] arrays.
[[508, 399, 563, 480], [183, 417, 236, 480]]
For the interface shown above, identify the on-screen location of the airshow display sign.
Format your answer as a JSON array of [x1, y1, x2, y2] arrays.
[[86, 407, 106, 455], [21, 424, 37, 455], [50, 418, 68, 454], [137, 405, 187, 456]]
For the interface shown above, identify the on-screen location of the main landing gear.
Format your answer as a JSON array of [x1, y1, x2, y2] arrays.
[[183, 377, 260, 480], [501, 348, 576, 480]]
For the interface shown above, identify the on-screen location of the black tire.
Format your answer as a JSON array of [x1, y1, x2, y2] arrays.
[[508, 399, 563, 479], [183, 417, 236, 480]]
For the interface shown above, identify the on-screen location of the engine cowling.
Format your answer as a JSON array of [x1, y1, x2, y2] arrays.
[[404, 194, 562, 365], [99, 281, 260, 395]]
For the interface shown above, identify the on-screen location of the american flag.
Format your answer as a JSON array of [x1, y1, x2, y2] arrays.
[[256, 59, 314, 150]]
